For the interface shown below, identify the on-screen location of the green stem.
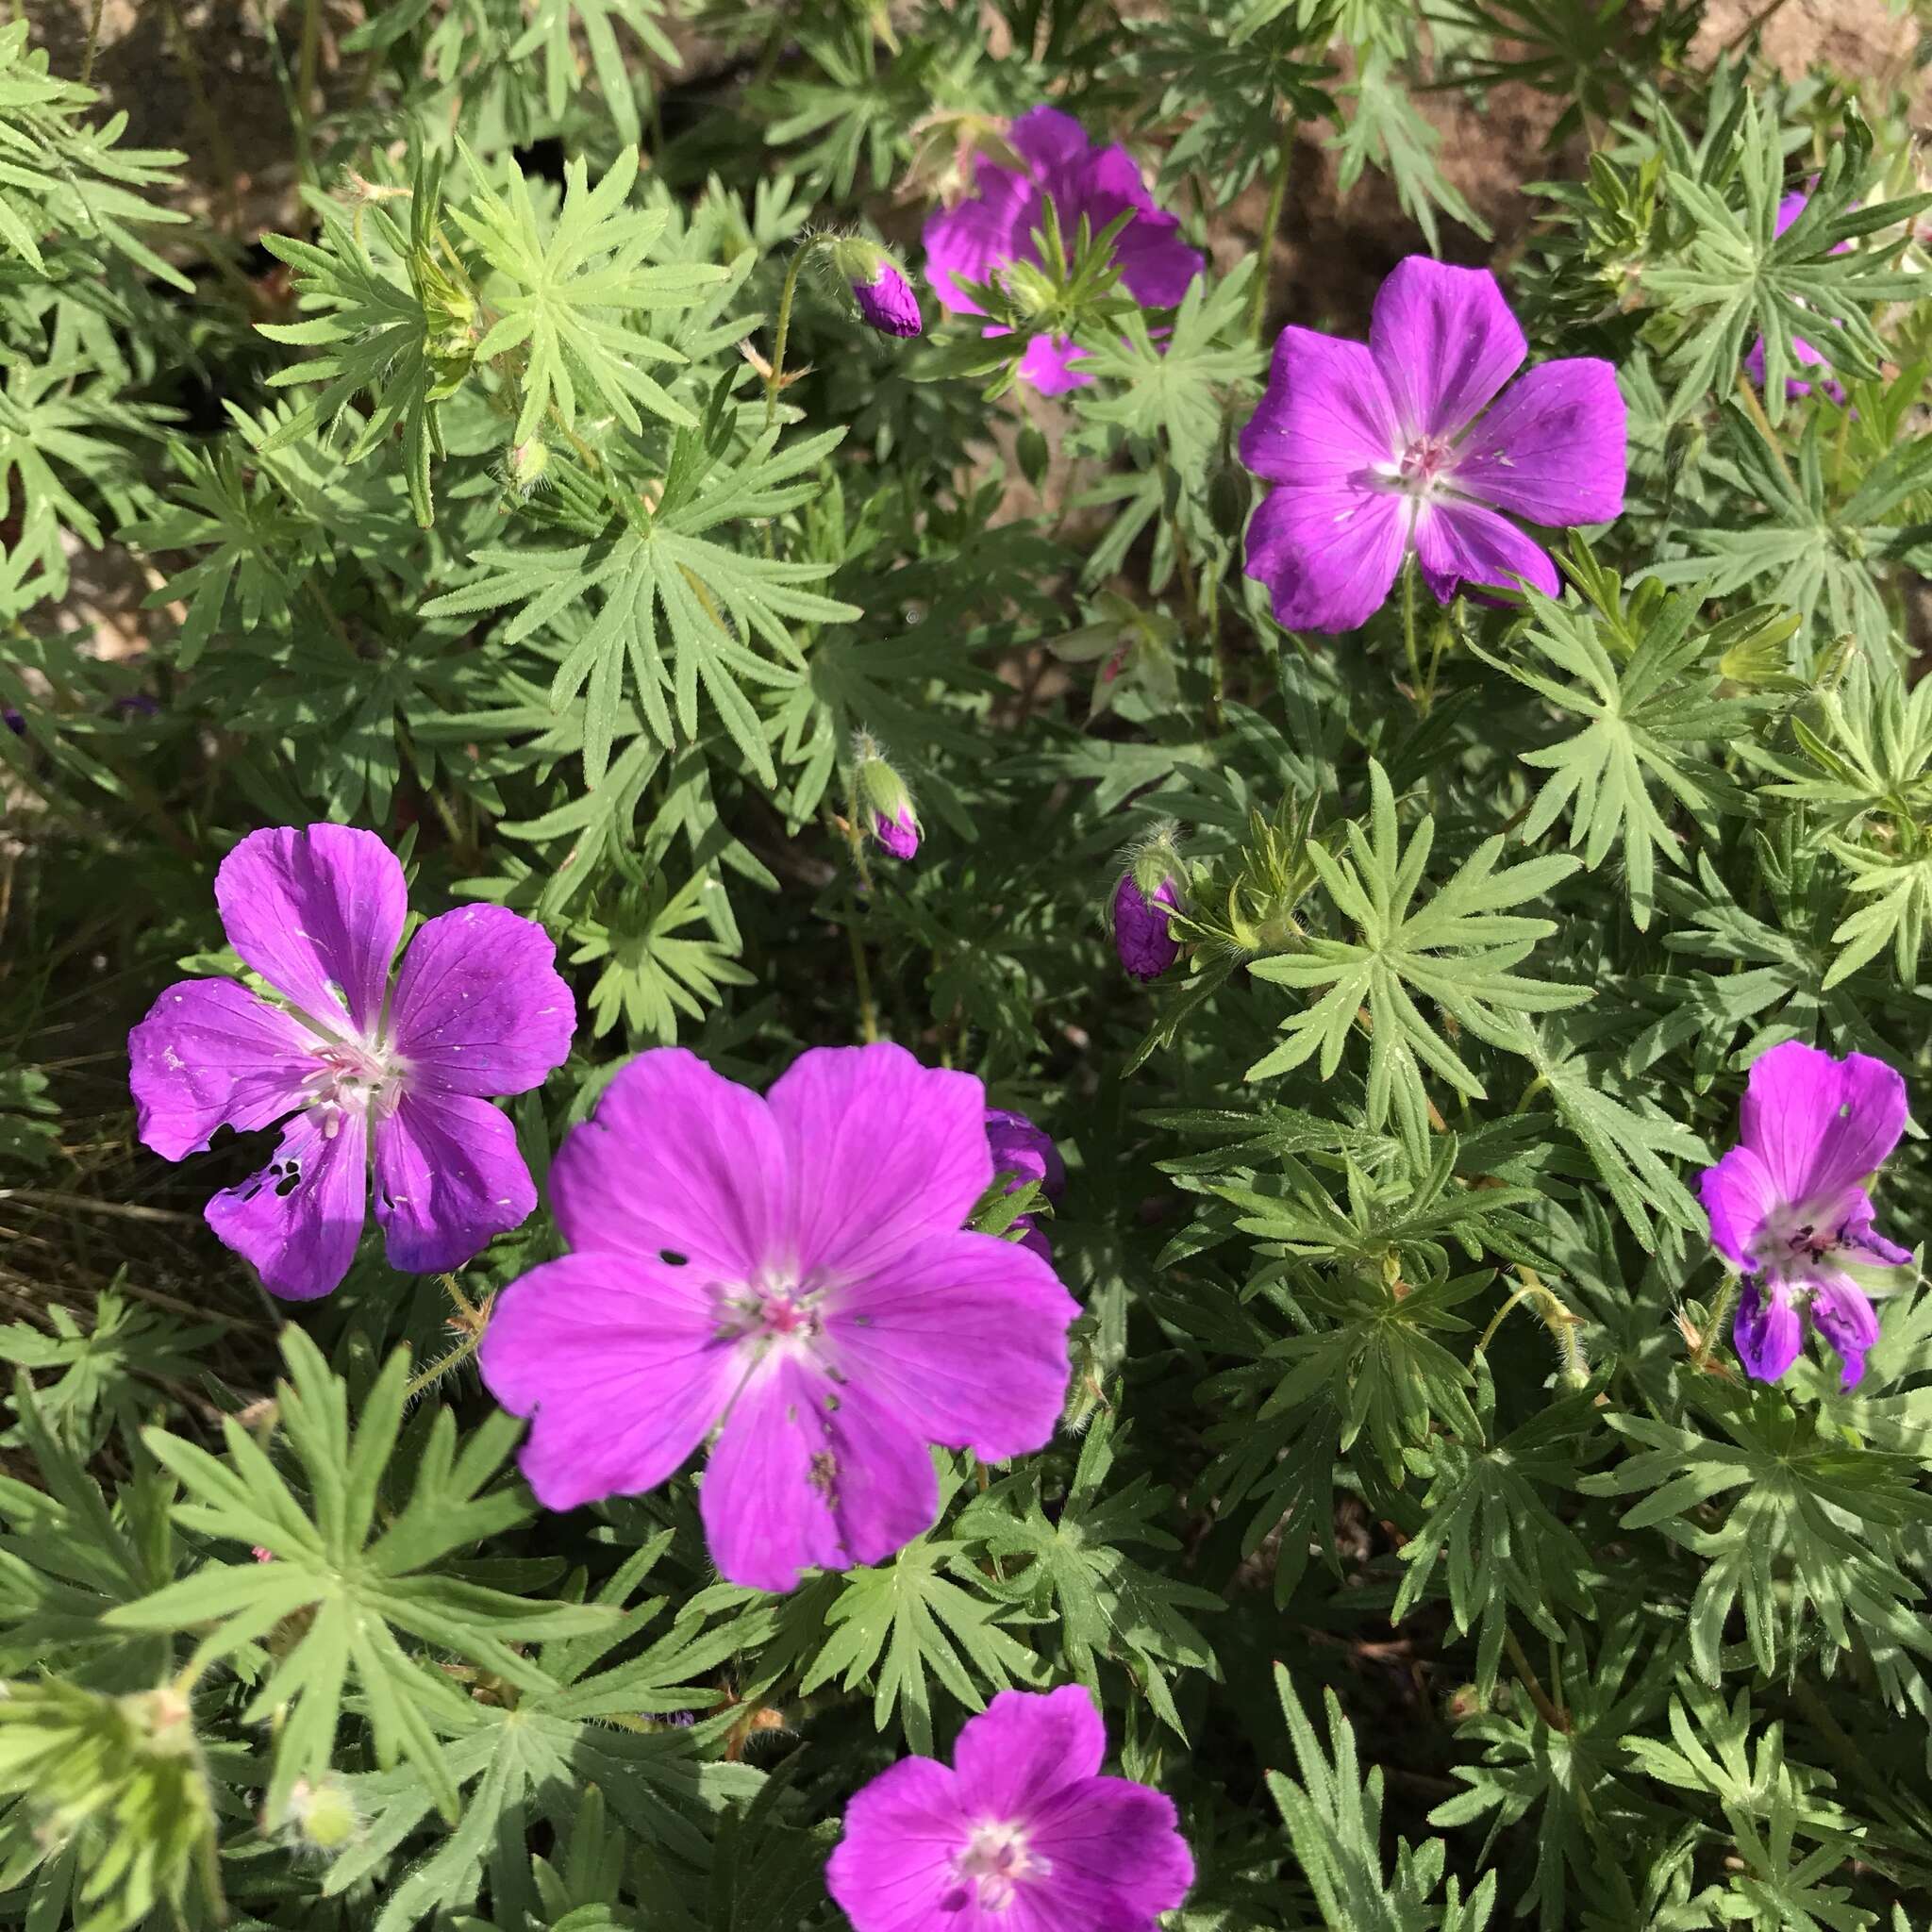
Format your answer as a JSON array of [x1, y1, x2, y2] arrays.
[[766, 239, 830, 428], [1401, 553, 1423, 703], [80, 0, 108, 84], [832, 788, 880, 1043], [1247, 122, 1293, 343], [1504, 1628, 1569, 1732], [296, 0, 323, 184]]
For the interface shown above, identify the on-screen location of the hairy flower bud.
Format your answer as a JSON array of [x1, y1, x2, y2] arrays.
[[278, 1774, 360, 1857], [853, 734, 921, 860], [830, 238, 924, 338], [1113, 872, 1181, 981]]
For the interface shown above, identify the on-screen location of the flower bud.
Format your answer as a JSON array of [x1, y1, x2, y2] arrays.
[[1112, 865, 1182, 974], [853, 734, 921, 860], [508, 436, 550, 497], [281, 1774, 359, 1856], [830, 238, 924, 339]]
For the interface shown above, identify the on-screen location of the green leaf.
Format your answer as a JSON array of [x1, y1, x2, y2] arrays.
[[1248, 762, 1586, 1158]]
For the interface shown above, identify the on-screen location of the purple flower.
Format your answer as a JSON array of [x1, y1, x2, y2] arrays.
[[852, 262, 924, 339], [987, 1106, 1066, 1261], [826, 1685, 1192, 1931], [1743, 191, 1849, 402], [1698, 1040, 1912, 1390], [874, 808, 921, 861], [128, 824, 575, 1302], [475, 1043, 1079, 1593], [1238, 257, 1626, 634], [1113, 874, 1180, 982], [923, 107, 1204, 396]]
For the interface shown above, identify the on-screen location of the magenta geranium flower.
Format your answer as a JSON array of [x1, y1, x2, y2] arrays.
[[873, 807, 921, 860], [987, 1106, 1065, 1261], [1238, 257, 1627, 634], [923, 107, 1204, 396], [1698, 1041, 1913, 1390], [128, 824, 575, 1302], [475, 1043, 1080, 1592], [826, 1685, 1192, 1931], [1743, 191, 1848, 402]]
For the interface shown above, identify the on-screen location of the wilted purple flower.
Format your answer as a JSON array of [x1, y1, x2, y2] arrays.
[[987, 1106, 1065, 1261], [1743, 191, 1849, 402], [476, 1043, 1079, 1593], [1239, 257, 1626, 634], [1114, 874, 1180, 982], [826, 1685, 1193, 1931], [128, 824, 575, 1301], [923, 107, 1204, 395], [873, 808, 920, 860], [1698, 1040, 1912, 1390], [852, 262, 924, 339], [2, 709, 22, 736]]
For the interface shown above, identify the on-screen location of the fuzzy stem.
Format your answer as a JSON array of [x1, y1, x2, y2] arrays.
[[1734, 371, 1802, 495], [766, 239, 830, 428], [832, 788, 880, 1044], [1247, 122, 1293, 343], [1476, 1268, 1590, 1386]]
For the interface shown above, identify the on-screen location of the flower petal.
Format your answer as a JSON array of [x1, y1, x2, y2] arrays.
[[478, 1253, 740, 1511], [1836, 1189, 1913, 1268], [1369, 257, 1526, 441], [1739, 1041, 1908, 1206], [923, 167, 1035, 314], [1007, 105, 1094, 175], [986, 1108, 1066, 1199], [1027, 1777, 1194, 1925], [1733, 1281, 1803, 1384], [1455, 359, 1627, 526], [372, 1089, 536, 1274], [825, 1230, 1077, 1462], [765, 1043, 991, 1280], [387, 904, 575, 1097], [1810, 1274, 1881, 1390], [1016, 332, 1094, 393], [128, 978, 318, 1160], [205, 1107, 368, 1301], [1698, 1144, 1777, 1272], [1242, 483, 1407, 635], [954, 1686, 1107, 1816], [548, 1048, 788, 1274], [214, 824, 407, 1039], [825, 1757, 965, 1932], [1080, 147, 1203, 308], [1412, 497, 1559, 606], [1239, 326, 1399, 488], [702, 1356, 937, 1592]]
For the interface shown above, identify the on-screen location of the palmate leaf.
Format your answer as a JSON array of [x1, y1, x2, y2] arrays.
[[1647, 403, 1932, 661], [1074, 262, 1264, 475], [420, 398, 858, 786], [258, 158, 456, 529], [1644, 87, 1929, 423], [569, 871, 755, 1042], [508, 0, 679, 149], [103, 1328, 614, 1825], [1501, 1017, 1707, 1249], [449, 142, 729, 446], [798, 1499, 1042, 1757], [956, 1414, 1222, 1740], [1579, 1385, 1932, 1688], [1247, 762, 1586, 1158], [1430, 1616, 1677, 1930], [1271, 1667, 1498, 1932], [320, 1537, 769, 1932], [1331, 50, 1491, 253], [1474, 562, 1759, 929], [1391, 1359, 1600, 1699]]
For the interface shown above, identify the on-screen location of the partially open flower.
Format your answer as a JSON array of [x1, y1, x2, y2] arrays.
[[1112, 834, 1185, 981]]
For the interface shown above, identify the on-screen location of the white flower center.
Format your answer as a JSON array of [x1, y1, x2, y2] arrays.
[[953, 1821, 1046, 1911], [1751, 1196, 1853, 1283], [1389, 431, 1458, 496], [306, 1037, 407, 1135]]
